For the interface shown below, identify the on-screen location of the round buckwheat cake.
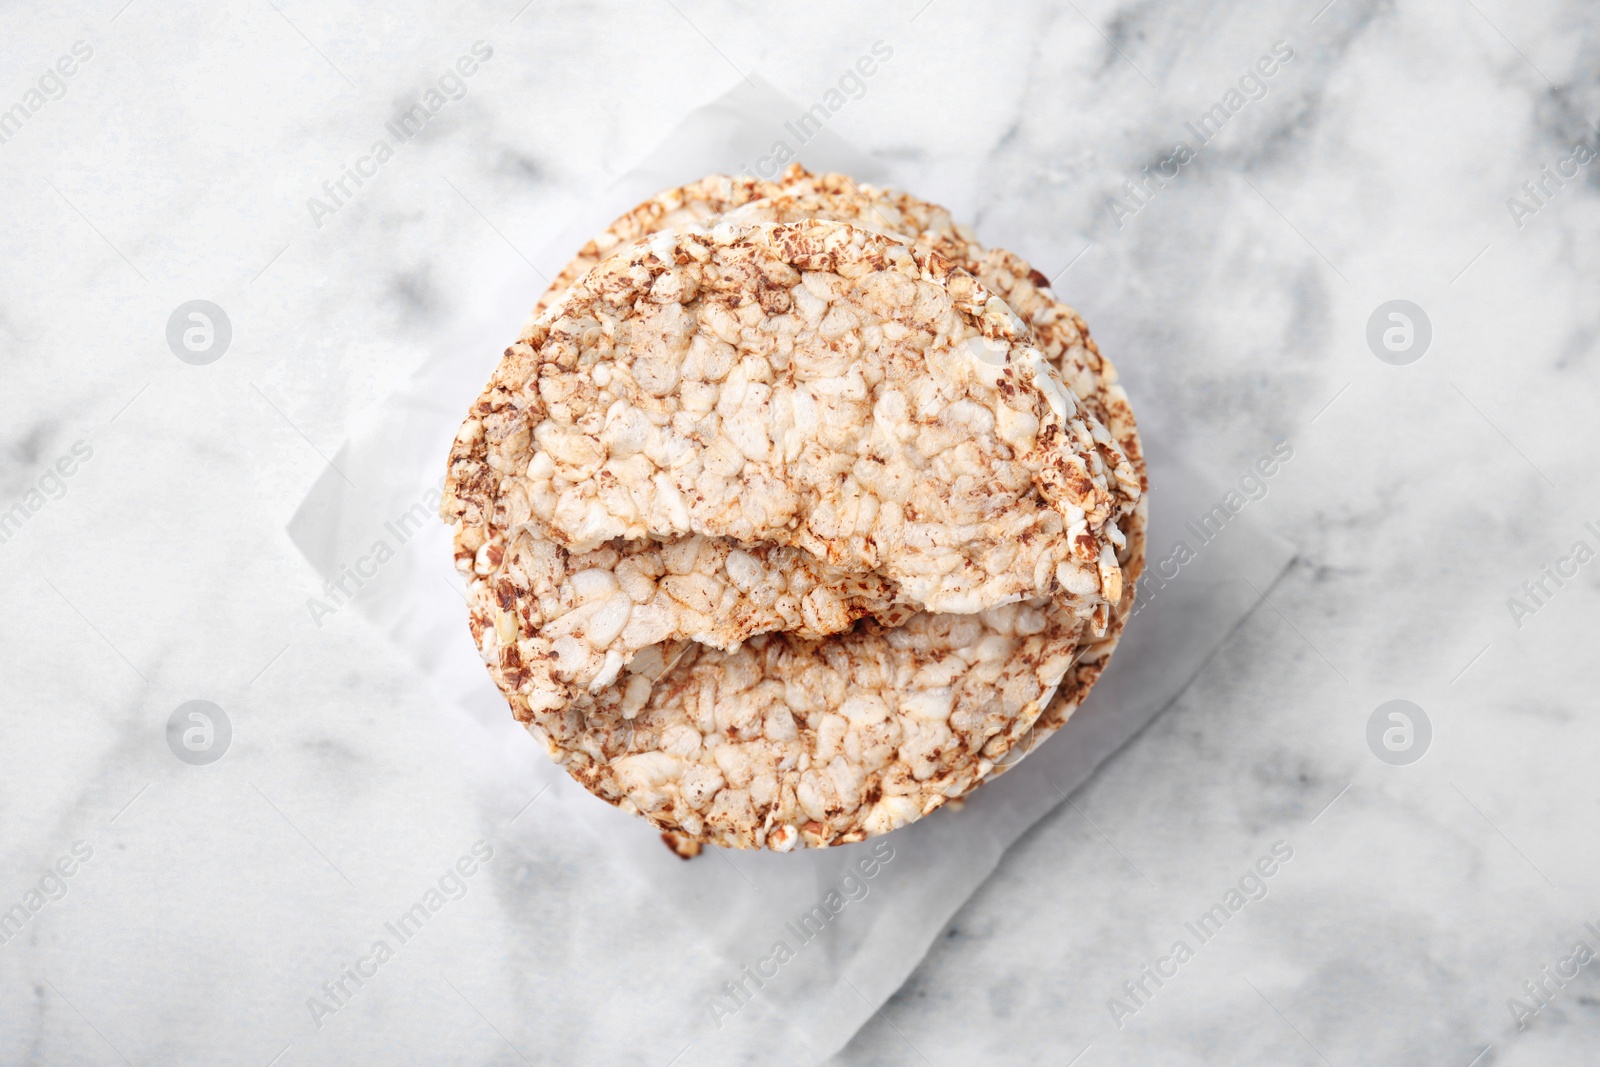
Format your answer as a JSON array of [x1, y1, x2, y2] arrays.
[[527, 166, 1148, 800], [442, 218, 1142, 849]]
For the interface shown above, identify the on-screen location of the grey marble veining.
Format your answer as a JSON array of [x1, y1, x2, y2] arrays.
[[1, 1, 1597, 1065]]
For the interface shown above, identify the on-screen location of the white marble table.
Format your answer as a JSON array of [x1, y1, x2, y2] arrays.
[[2, 1, 1597, 1064]]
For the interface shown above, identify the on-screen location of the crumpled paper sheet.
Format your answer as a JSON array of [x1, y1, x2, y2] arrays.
[[287, 75, 1296, 1065]]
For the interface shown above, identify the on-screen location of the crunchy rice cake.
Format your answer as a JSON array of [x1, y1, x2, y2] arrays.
[[530, 165, 1146, 507], [442, 219, 1141, 848], [528, 167, 1149, 794]]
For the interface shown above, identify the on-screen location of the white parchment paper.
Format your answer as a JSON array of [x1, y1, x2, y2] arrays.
[[286, 76, 1296, 1064]]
